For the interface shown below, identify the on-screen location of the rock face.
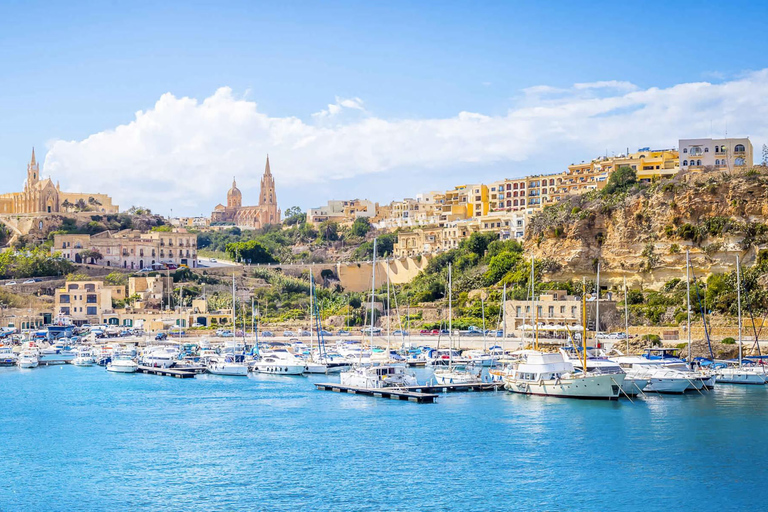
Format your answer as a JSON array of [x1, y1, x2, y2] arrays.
[[525, 168, 768, 290]]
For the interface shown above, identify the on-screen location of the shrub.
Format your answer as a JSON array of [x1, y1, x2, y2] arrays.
[[721, 337, 736, 345]]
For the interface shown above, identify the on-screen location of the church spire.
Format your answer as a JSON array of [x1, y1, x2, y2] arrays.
[[30, 147, 36, 166], [232, 176, 237, 188], [264, 155, 271, 176]]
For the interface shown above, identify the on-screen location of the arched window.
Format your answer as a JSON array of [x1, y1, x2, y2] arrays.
[[715, 159, 720, 165], [735, 144, 746, 152], [735, 157, 745, 166], [714, 146, 719, 153], [683, 148, 688, 153], [721, 145, 726, 152], [697, 160, 701, 166], [513, 199, 518, 206], [704, 147, 709, 152], [683, 160, 688, 166]]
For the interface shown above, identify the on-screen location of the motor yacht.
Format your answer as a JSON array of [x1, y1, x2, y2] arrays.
[[71, 348, 95, 367], [140, 345, 180, 368], [715, 363, 767, 385], [0, 346, 18, 367], [38, 341, 76, 364], [207, 356, 248, 376], [503, 350, 624, 399], [433, 366, 482, 384], [559, 347, 646, 396], [251, 349, 306, 375], [340, 364, 418, 389], [17, 349, 39, 369], [107, 355, 139, 373]]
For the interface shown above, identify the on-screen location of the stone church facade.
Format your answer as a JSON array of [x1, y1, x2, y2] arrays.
[[0, 149, 118, 215], [211, 156, 280, 229]]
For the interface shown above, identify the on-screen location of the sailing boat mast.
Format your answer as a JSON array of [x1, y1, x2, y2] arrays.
[[623, 275, 629, 353], [368, 238, 377, 363], [595, 262, 600, 344], [448, 262, 453, 369], [581, 276, 588, 373], [502, 283, 507, 354], [231, 272, 236, 332], [686, 250, 692, 364], [386, 259, 391, 359], [737, 254, 743, 368], [530, 255, 537, 350]]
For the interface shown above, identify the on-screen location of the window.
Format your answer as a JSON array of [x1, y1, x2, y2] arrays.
[[59, 294, 70, 303], [715, 146, 719, 153], [715, 159, 720, 166], [734, 144, 746, 153], [683, 160, 688, 166], [537, 306, 543, 317], [86, 294, 97, 304], [60, 307, 70, 315], [548, 306, 554, 317], [516, 306, 522, 317], [735, 158, 745, 166], [68, 284, 78, 290], [560, 306, 566, 314], [704, 147, 709, 152], [86, 307, 97, 316], [683, 148, 687, 153], [571, 306, 577, 317], [697, 160, 701, 166]]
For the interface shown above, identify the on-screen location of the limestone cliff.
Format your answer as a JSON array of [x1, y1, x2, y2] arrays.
[[525, 168, 768, 290]]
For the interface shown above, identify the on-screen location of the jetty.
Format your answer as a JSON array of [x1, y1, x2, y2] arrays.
[[405, 381, 504, 393], [137, 366, 196, 378], [314, 383, 438, 403]]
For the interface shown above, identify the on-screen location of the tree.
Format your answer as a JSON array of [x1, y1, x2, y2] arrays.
[[461, 231, 498, 257], [104, 271, 128, 286], [75, 198, 88, 211], [350, 217, 371, 237], [225, 240, 277, 264], [283, 206, 306, 226], [602, 166, 637, 196], [319, 221, 339, 242], [484, 251, 521, 285], [79, 249, 103, 263], [127, 206, 152, 215], [88, 196, 102, 206], [61, 199, 73, 212]]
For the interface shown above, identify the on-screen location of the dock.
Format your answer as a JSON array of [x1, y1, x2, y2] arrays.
[[314, 383, 438, 403], [405, 381, 504, 393], [137, 366, 196, 378]]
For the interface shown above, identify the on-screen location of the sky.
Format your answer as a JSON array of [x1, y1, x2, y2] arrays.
[[2, 0, 768, 217]]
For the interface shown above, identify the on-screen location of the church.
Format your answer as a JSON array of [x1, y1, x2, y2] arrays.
[[0, 149, 118, 215], [210, 156, 281, 229]]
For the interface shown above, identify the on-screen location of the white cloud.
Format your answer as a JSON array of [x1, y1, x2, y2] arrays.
[[312, 96, 365, 118], [44, 70, 768, 215]]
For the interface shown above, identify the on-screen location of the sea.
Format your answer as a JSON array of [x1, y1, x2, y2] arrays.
[[1, 365, 765, 512]]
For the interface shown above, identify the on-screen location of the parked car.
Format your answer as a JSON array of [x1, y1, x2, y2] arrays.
[[459, 326, 483, 336], [337, 329, 351, 336], [362, 327, 382, 335], [4, 281, 16, 286], [439, 329, 449, 335], [191, 322, 203, 328], [392, 330, 409, 336], [139, 267, 153, 272], [209, 258, 218, 263], [261, 330, 274, 337], [220, 330, 234, 337], [22, 278, 41, 284], [155, 332, 168, 341], [283, 330, 296, 337], [319, 330, 333, 336], [299, 330, 311, 337]]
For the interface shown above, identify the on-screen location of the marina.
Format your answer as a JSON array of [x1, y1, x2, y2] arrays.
[[314, 382, 438, 403]]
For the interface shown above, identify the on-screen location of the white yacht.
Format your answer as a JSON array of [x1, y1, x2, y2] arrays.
[[463, 350, 494, 367], [139, 345, 180, 368], [71, 348, 95, 367], [251, 349, 306, 375], [613, 348, 707, 392], [559, 348, 646, 396], [207, 356, 248, 376], [503, 350, 624, 399], [715, 364, 767, 385], [433, 367, 482, 384], [17, 349, 39, 369], [340, 364, 418, 389], [107, 355, 139, 373], [0, 346, 18, 367]]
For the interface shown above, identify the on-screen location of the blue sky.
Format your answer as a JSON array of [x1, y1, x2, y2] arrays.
[[2, 0, 768, 215]]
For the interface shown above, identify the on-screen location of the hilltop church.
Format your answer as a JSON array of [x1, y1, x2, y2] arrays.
[[0, 149, 118, 215], [211, 156, 280, 229]]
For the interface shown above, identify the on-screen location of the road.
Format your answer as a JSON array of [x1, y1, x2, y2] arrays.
[[196, 257, 239, 268]]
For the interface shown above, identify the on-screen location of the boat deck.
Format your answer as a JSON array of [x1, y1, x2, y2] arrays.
[[404, 382, 504, 393], [314, 383, 438, 403]]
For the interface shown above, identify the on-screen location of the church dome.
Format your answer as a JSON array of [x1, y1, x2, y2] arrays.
[[227, 178, 242, 208]]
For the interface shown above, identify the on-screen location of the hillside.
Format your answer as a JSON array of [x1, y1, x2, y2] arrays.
[[525, 167, 768, 289]]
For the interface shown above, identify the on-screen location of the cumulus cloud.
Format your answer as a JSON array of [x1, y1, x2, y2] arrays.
[[44, 70, 768, 215]]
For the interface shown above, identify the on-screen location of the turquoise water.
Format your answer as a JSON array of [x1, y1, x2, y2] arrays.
[[1, 365, 766, 511]]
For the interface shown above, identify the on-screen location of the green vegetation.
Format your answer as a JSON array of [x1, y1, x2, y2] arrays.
[[601, 166, 637, 196], [0, 248, 74, 279], [225, 240, 278, 264]]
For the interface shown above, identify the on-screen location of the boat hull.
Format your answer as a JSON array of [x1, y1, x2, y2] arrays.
[[504, 373, 623, 400], [716, 369, 767, 385], [644, 377, 690, 393], [253, 364, 305, 375]]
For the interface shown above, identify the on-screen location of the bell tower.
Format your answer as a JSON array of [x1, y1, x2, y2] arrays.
[[259, 155, 280, 224], [27, 148, 39, 186]]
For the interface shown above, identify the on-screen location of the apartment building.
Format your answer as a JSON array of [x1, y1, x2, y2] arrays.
[[612, 148, 679, 181], [308, 199, 377, 225], [54, 280, 126, 324], [53, 229, 198, 270], [679, 137, 753, 172]]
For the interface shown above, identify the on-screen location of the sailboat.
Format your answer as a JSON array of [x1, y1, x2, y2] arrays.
[[304, 271, 350, 374], [208, 273, 248, 376], [433, 263, 482, 385], [716, 255, 767, 384], [340, 238, 417, 389]]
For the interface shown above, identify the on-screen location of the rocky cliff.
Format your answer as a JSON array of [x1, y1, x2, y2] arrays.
[[525, 167, 768, 290]]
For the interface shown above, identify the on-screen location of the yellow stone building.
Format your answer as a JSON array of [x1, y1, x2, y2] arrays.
[[211, 156, 281, 229], [0, 149, 118, 215]]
